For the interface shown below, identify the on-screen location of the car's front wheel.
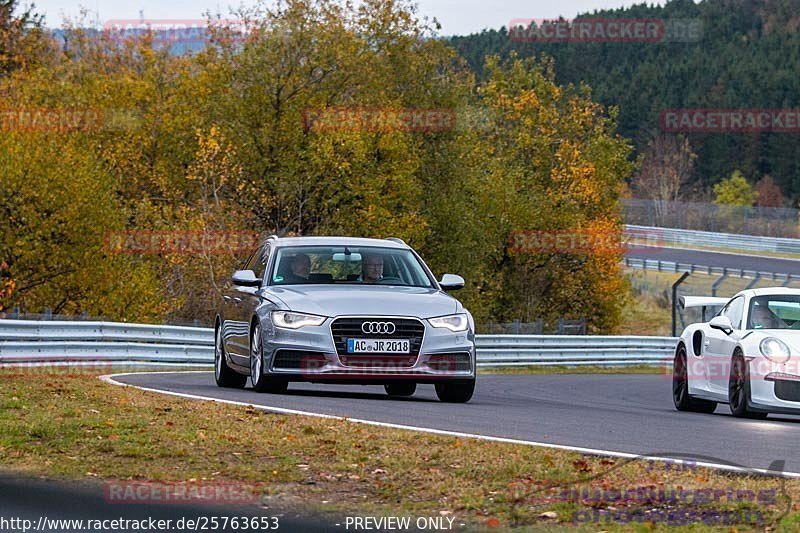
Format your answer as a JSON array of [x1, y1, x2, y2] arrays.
[[215, 325, 246, 389], [250, 323, 288, 394], [729, 352, 767, 419], [384, 383, 416, 397], [435, 380, 475, 403], [672, 345, 716, 413]]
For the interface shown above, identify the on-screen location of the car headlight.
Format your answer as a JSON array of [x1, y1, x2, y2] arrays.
[[428, 314, 469, 332], [760, 337, 791, 363], [271, 311, 326, 329]]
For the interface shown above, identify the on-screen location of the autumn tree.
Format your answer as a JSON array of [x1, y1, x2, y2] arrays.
[[713, 170, 755, 206], [0, 0, 45, 76], [754, 175, 784, 208], [712, 170, 755, 233], [477, 54, 634, 333], [630, 133, 696, 225]]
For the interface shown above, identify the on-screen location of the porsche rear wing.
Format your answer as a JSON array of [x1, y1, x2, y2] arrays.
[[679, 296, 730, 310], [679, 296, 729, 322]]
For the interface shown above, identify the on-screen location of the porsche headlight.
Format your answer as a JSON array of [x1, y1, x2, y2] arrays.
[[760, 337, 791, 363], [428, 314, 469, 332], [271, 311, 326, 329]]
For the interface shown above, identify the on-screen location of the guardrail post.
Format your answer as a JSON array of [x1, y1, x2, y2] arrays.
[[672, 271, 691, 337], [711, 269, 729, 297], [744, 273, 762, 290]]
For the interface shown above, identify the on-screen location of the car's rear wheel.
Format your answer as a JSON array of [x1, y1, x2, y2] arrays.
[[250, 323, 288, 394], [729, 352, 767, 419], [215, 325, 246, 389], [435, 380, 475, 403], [384, 383, 416, 397], [672, 346, 716, 413]]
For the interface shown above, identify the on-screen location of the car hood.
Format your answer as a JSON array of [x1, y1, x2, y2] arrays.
[[263, 285, 460, 318], [745, 330, 800, 351]]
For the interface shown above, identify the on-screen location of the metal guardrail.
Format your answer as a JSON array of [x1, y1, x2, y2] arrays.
[[624, 198, 800, 238], [0, 320, 211, 344], [474, 335, 676, 366], [0, 320, 677, 368], [623, 257, 800, 282], [626, 225, 800, 255]]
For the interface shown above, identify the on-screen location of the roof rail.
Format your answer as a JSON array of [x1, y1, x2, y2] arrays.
[[385, 237, 406, 245], [266, 234, 279, 241]]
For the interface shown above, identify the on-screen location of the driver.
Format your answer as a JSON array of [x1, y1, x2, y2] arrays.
[[284, 253, 311, 283], [751, 304, 783, 329], [360, 254, 384, 284]]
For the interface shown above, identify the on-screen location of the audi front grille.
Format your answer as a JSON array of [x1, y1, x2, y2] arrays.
[[330, 317, 425, 357]]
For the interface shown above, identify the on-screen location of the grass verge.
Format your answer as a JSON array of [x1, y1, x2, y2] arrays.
[[2, 369, 800, 530]]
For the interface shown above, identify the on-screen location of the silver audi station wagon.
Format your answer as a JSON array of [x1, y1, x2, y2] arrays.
[[214, 236, 476, 402]]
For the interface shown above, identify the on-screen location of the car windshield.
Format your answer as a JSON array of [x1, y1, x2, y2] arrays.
[[747, 295, 800, 330], [269, 246, 434, 288]]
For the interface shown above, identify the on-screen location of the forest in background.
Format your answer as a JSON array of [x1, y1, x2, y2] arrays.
[[0, 0, 633, 332], [451, 0, 800, 207]]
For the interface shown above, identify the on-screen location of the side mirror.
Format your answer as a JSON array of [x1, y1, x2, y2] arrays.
[[709, 315, 734, 334], [439, 274, 465, 291], [232, 270, 262, 287]]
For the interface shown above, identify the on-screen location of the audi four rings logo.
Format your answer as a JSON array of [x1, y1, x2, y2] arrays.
[[361, 321, 396, 334]]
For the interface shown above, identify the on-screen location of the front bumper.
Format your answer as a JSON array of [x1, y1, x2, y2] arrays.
[[261, 315, 476, 383], [747, 357, 800, 413]]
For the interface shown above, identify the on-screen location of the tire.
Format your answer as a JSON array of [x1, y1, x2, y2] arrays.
[[214, 325, 246, 389], [435, 380, 475, 403], [672, 346, 716, 413], [729, 352, 768, 419], [384, 383, 417, 397], [249, 323, 288, 394]]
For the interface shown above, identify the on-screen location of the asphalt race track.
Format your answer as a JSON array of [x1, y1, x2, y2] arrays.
[[114, 372, 800, 475], [625, 245, 800, 276]]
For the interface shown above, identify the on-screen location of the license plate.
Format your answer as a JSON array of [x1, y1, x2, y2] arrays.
[[347, 338, 410, 354]]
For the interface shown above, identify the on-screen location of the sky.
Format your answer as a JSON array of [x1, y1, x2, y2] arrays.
[[30, 0, 668, 36]]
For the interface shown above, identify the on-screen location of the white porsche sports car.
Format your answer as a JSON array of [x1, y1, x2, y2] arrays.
[[673, 287, 800, 418]]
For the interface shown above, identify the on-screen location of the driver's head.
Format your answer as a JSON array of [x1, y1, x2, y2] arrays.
[[752, 305, 772, 328], [361, 254, 384, 283], [291, 253, 310, 278]]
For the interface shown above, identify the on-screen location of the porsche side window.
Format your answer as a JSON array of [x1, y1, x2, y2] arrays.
[[722, 296, 744, 329]]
